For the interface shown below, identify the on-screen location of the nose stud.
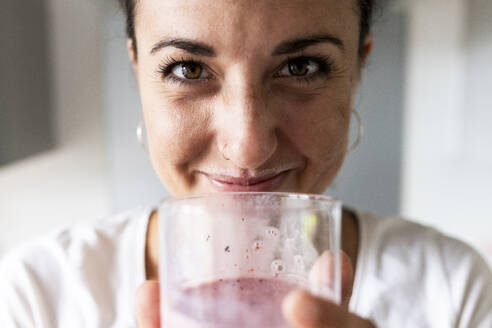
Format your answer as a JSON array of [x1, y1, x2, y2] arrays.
[[220, 143, 230, 161]]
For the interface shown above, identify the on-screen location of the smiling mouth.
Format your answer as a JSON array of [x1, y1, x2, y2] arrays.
[[200, 170, 292, 192]]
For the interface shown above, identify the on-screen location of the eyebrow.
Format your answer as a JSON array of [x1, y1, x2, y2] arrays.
[[150, 38, 216, 57], [149, 33, 344, 57], [272, 34, 345, 55]]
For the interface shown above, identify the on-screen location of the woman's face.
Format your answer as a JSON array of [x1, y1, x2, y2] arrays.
[[130, 0, 370, 195]]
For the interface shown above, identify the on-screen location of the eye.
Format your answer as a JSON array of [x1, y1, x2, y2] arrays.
[[157, 57, 213, 84], [277, 58, 321, 77], [172, 62, 206, 80]]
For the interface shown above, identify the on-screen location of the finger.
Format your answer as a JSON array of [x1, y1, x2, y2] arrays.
[[308, 251, 354, 306], [135, 281, 161, 328], [282, 290, 376, 328]]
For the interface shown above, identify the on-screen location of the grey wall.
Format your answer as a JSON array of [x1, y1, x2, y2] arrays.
[[102, 3, 406, 215], [102, 2, 167, 211], [464, 0, 492, 159], [0, 0, 54, 165], [330, 10, 406, 216]]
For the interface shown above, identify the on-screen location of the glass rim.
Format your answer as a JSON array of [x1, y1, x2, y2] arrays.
[[159, 191, 341, 206]]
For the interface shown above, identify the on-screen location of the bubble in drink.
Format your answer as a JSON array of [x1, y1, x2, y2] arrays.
[[265, 227, 280, 238], [252, 240, 264, 251], [271, 259, 284, 276], [167, 278, 296, 328]]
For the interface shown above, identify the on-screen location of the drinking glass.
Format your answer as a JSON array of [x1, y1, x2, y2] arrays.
[[159, 192, 342, 328]]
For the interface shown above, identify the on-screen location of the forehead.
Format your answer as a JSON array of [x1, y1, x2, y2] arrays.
[[135, 0, 360, 55]]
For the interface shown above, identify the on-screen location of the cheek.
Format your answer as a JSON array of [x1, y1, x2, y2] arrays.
[[144, 100, 213, 168], [280, 96, 350, 193], [279, 92, 351, 164]]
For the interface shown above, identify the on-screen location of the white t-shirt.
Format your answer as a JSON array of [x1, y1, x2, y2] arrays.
[[1, 207, 491, 328]]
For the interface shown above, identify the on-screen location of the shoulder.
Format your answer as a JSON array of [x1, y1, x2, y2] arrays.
[[358, 211, 490, 274], [354, 211, 492, 327], [0, 207, 152, 327], [1, 206, 149, 271]]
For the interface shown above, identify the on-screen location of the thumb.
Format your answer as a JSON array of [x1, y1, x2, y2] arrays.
[[308, 250, 354, 307], [135, 280, 161, 328]]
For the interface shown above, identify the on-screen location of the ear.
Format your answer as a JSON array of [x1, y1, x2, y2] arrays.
[[352, 33, 374, 94], [359, 33, 374, 69], [127, 39, 139, 79]]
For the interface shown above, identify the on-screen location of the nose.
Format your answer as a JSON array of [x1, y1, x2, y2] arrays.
[[217, 82, 278, 170]]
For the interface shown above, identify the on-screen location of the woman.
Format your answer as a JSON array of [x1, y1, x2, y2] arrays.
[[1, 0, 491, 327]]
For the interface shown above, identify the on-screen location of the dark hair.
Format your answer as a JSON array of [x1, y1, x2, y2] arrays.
[[121, 0, 138, 55], [120, 0, 376, 59], [357, 0, 375, 56]]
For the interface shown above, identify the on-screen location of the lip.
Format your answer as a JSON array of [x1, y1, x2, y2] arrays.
[[202, 170, 291, 192]]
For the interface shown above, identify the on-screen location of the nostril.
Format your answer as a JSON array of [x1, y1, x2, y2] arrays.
[[217, 112, 278, 169], [232, 133, 278, 169]]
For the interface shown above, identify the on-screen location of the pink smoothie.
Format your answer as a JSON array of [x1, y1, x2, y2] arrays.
[[164, 277, 296, 328]]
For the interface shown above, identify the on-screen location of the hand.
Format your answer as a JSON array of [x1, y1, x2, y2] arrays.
[[282, 251, 376, 328], [135, 252, 376, 328], [282, 290, 376, 328], [135, 280, 160, 328]]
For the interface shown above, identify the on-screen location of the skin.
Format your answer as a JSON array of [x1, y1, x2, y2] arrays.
[[128, 0, 375, 326]]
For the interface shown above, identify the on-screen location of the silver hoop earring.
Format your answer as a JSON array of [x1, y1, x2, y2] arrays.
[[136, 120, 148, 153], [347, 109, 364, 154]]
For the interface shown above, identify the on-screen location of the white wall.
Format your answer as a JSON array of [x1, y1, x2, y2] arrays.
[[0, 0, 110, 256], [402, 0, 492, 263]]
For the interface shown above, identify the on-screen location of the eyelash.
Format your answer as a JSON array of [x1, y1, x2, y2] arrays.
[[157, 56, 209, 86], [156, 55, 336, 86], [279, 54, 336, 83]]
